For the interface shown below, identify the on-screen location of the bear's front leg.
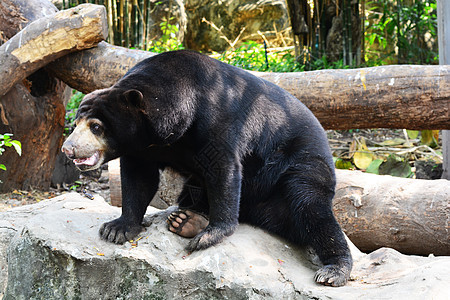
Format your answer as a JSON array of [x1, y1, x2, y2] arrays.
[[99, 156, 160, 244], [186, 160, 242, 252]]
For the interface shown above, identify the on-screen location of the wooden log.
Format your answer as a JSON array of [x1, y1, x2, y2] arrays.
[[48, 42, 155, 94], [48, 45, 450, 130], [254, 67, 450, 130], [334, 169, 450, 256], [106, 165, 450, 255], [108, 158, 122, 207], [0, 4, 108, 97]]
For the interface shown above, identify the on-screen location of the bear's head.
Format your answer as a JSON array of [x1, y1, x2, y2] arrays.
[[62, 88, 146, 171]]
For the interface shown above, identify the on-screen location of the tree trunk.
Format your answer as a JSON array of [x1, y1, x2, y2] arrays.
[[49, 45, 450, 130], [0, 0, 65, 191], [0, 76, 68, 191], [334, 169, 450, 256], [0, 4, 108, 97]]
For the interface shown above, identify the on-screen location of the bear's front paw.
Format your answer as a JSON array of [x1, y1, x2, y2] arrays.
[[314, 264, 350, 287], [186, 223, 236, 252], [99, 218, 143, 244]]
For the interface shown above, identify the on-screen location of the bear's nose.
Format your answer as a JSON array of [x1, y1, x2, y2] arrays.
[[61, 141, 75, 159]]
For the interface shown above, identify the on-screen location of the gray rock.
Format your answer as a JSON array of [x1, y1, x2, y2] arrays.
[[184, 0, 290, 51], [1, 193, 449, 299]]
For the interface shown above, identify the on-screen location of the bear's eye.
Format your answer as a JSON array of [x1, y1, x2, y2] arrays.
[[90, 123, 102, 135]]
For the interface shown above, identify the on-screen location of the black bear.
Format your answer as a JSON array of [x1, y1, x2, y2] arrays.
[[62, 50, 352, 286]]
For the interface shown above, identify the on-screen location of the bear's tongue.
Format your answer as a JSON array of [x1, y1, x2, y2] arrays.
[[73, 151, 99, 166]]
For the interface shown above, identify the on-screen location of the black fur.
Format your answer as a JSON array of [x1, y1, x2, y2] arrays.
[[77, 50, 352, 286]]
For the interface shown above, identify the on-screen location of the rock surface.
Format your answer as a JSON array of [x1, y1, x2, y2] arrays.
[[1, 193, 449, 299], [184, 0, 289, 51]]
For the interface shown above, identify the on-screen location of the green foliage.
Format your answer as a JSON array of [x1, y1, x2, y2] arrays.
[[147, 18, 184, 53], [420, 130, 439, 148], [333, 135, 416, 178], [70, 180, 83, 191], [216, 41, 357, 72], [216, 41, 303, 72], [0, 133, 21, 172], [378, 154, 413, 178], [406, 130, 439, 148], [65, 90, 85, 135], [307, 56, 350, 71], [366, 159, 384, 175], [334, 158, 353, 170], [67, 90, 84, 110], [364, 0, 438, 66]]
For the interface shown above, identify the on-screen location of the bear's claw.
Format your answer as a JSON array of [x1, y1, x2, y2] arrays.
[[99, 218, 143, 244], [185, 223, 237, 252], [314, 264, 350, 287]]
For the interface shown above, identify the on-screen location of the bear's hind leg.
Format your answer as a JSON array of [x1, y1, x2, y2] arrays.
[[167, 180, 210, 238], [284, 162, 352, 287], [258, 160, 352, 287], [167, 210, 209, 238]]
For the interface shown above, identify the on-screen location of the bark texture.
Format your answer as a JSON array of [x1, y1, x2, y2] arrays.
[[334, 169, 450, 255], [0, 4, 108, 97], [254, 66, 450, 130], [0, 77, 67, 191], [48, 42, 155, 94], [0, 0, 65, 191]]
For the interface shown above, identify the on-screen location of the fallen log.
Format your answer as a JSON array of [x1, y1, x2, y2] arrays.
[[0, 4, 107, 97], [48, 42, 155, 94], [254, 67, 450, 130], [48, 43, 450, 130], [334, 169, 450, 256], [107, 162, 450, 256]]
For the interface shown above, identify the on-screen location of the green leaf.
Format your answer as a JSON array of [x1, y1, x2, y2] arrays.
[[379, 155, 412, 178], [377, 138, 405, 146], [406, 130, 419, 139], [368, 34, 377, 46], [421, 130, 439, 147], [10, 140, 21, 156], [353, 137, 374, 170], [366, 159, 384, 174], [335, 158, 353, 170], [353, 151, 374, 170], [0, 164, 6, 171]]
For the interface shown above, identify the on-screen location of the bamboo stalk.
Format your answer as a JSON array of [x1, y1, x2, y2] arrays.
[[120, 0, 125, 46], [142, 0, 148, 49], [106, 0, 114, 44], [112, 0, 118, 44], [125, 1, 130, 47]]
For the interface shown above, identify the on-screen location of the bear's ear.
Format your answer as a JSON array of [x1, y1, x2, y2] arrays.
[[123, 89, 144, 107]]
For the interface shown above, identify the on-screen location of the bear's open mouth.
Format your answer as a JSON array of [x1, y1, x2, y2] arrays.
[[73, 151, 101, 167]]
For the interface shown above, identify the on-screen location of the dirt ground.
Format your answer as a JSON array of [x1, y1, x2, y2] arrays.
[[0, 170, 110, 212], [0, 129, 443, 211]]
